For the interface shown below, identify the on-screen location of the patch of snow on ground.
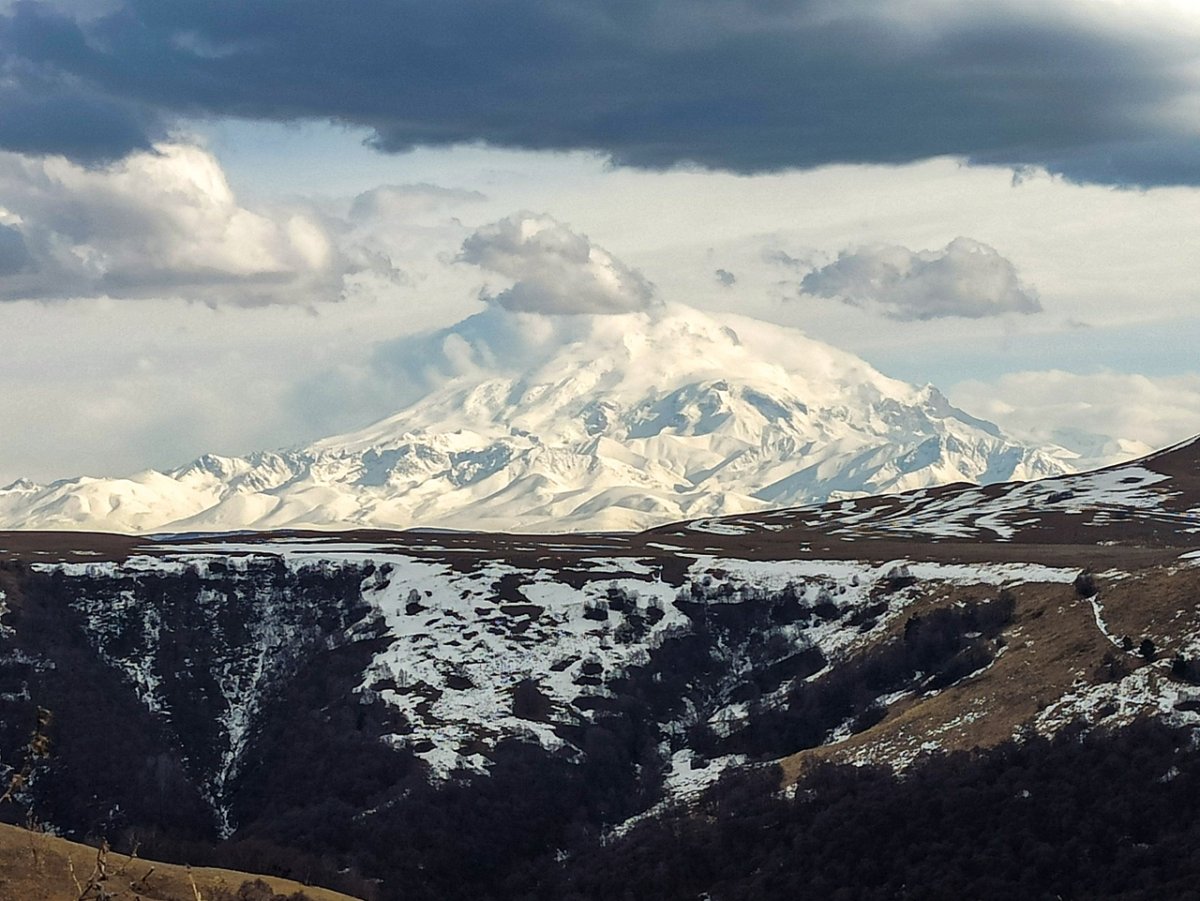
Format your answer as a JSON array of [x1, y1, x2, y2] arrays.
[[0, 591, 12, 638], [798, 463, 1186, 543], [688, 519, 753, 536], [357, 554, 687, 778], [1087, 594, 1129, 651], [664, 749, 748, 798], [606, 749, 753, 841], [697, 557, 1078, 589], [1034, 662, 1200, 735], [76, 587, 167, 716]]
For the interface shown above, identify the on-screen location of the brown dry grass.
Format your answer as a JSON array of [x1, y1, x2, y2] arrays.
[[780, 563, 1200, 784], [0, 823, 362, 901], [0, 531, 141, 565]]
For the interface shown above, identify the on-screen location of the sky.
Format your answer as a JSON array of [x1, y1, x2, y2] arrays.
[[1, 0, 1199, 483]]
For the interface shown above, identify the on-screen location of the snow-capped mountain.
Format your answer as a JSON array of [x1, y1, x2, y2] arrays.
[[0, 303, 1076, 533]]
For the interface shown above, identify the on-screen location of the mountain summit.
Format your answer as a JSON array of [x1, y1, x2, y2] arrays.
[[0, 304, 1074, 533]]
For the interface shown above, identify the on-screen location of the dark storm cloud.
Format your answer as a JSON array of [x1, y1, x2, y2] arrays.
[[1, 0, 1198, 185], [0, 5, 167, 162], [0, 84, 163, 163], [0, 223, 32, 274]]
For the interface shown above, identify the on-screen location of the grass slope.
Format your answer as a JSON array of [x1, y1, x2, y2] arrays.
[[0, 823, 362, 901]]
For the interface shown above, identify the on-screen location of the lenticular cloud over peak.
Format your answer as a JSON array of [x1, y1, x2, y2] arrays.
[[459, 213, 658, 315]]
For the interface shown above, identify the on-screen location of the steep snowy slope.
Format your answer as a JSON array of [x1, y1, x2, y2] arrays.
[[0, 304, 1075, 533]]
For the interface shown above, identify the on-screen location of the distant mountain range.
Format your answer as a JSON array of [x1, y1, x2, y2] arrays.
[[1, 437, 1199, 898], [0, 304, 1078, 533]]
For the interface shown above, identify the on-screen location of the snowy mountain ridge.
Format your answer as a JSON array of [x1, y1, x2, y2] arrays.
[[0, 304, 1076, 533]]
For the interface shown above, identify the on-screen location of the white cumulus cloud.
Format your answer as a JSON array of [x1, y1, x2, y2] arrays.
[[950, 370, 1200, 467], [799, 237, 1042, 321], [0, 142, 393, 305], [348, 183, 487, 220], [459, 213, 657, 315]]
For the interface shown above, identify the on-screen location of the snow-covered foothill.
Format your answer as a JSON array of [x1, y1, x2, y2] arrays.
[[689, 454, 1200, 545]]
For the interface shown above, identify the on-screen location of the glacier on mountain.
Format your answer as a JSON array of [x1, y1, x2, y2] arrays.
[[0, 303, 1076, 533]]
